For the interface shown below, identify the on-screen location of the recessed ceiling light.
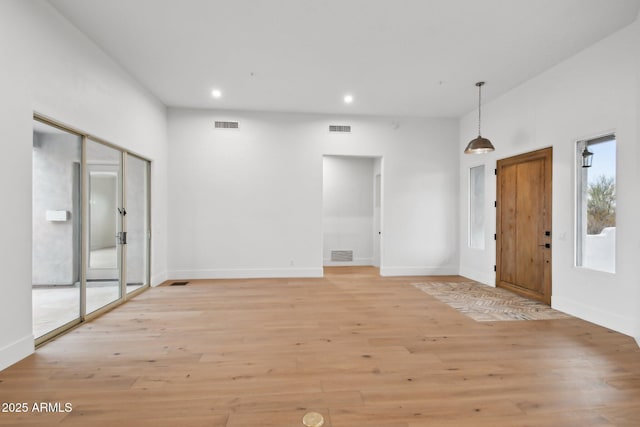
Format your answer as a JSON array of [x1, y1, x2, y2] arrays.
[[211, 89, 222, 99], [344, 94, 354, 104]]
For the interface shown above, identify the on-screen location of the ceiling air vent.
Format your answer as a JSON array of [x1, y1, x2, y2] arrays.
[[329, 125, 351, 133], [215, 121, 239, 129], [331, 250, 353, 262]]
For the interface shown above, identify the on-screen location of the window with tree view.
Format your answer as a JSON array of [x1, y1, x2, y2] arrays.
[[576, 134, 616, 273]]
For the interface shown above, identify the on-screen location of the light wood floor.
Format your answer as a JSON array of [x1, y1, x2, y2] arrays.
[[2, 267, 640, 426]]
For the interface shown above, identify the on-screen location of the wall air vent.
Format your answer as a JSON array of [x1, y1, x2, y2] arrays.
[[329, 125, 351, 133], [331, 250, 353, 262], [214, 121, 239, 129]]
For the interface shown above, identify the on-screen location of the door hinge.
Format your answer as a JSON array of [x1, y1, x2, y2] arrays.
[[494, 168, 497, 175], [494, 201, 497, 208], [494, 233, 497, 240], [493, 265, 497, 272]]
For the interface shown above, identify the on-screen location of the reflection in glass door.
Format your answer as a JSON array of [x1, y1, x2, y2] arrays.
[[124, 154, 150, 294], [32, 119, 82, 339], [86, 139, 123, 315]]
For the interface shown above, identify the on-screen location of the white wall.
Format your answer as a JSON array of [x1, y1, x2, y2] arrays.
[[167, 109, 459, 279], [0, 0, 168, 371], [323, 156, 375, 266], [459, 19, 640, 337]]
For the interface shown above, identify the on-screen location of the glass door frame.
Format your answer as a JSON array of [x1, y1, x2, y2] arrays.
[[34, 113, 152, 346]]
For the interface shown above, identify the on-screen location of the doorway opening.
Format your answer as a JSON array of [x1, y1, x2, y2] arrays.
[[322, 155, 382, 270]]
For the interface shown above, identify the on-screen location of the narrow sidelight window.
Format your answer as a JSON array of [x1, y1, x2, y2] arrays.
[[469, 165, 485, 249], [576, 134, 616, 273]]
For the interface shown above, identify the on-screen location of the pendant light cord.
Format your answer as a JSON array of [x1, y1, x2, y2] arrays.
[[477, 82, 482, 137]]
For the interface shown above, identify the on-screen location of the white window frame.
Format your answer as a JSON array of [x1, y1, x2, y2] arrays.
[[575, 133, 616, 273]]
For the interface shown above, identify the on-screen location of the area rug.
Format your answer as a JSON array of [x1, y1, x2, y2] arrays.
[[411, 282, 571, 322]]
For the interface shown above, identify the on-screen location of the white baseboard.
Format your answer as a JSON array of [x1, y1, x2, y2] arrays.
[[168, 267, 324, 280], [151, 271, 168, 287], [380, 266, 458, 277], [323, 257, 374, 267], [0, 334, 34, 372], [552, 295, 636, 337], [459, 266, 495, 286]]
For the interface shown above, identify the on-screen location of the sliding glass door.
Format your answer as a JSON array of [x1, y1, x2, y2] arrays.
[[32, 120, 82, 340], [32, 116, 151, 344], [86, 139, 123, 315], [124, 154, 150, 294]]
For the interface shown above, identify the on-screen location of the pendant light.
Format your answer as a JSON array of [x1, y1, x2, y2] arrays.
[[464, 81, 495, 154]]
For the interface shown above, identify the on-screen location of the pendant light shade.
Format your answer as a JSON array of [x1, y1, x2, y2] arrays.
[[464, 136, 494, 154], [464, 81, 495, 154]]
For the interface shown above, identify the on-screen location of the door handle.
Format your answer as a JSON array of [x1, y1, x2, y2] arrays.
[[115, 231, 127, 245]]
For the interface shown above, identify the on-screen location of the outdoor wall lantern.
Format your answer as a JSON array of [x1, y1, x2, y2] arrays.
[[581, 145, 594, 168]]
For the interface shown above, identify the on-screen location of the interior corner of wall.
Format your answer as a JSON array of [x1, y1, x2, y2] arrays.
[[0, 334, 34, 372], [150, 271, 168, 287]]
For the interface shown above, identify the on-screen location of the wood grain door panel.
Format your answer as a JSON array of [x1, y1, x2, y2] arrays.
[[496, 148, 552, 304], [500, 164, 517, 284]]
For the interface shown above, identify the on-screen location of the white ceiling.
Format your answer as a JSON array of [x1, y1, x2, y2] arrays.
[[49, 0, 640, 118]]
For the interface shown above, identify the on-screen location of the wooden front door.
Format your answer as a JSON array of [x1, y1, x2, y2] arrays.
[[496, 147, 552, 304]]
